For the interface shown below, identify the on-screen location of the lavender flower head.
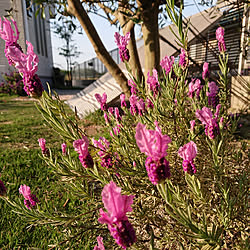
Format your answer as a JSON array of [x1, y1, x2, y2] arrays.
[[196, 105, 220, 139], [95, 93, 107, 111], [146, 98, 154, 110], [202, 62, 209, 80], [19, 184, 38, 209], [179, 48, 187, 67], [93, 137, 113, 169], [94, 236, 105, 250], [206, 81, 219, 108], [188, 79, 203, 99], [160, 55, 175, 74], [129, 94, 138, 116], [147, 69, 160, 97], [190, 120, 195, 132], [38, 138, 49, 156], [135, 122, 171, 185], [128, 79, 137, 95], [120, 94, 127, 108], [61, 143, 67, 155], [114, 32, 130, 62], [178, 141, 197, 174], [0, 19, 43, 98], [216, 27, 226, 52], [73, 136, 93, 168], [0, 17, 22, 66], [98, 181, 136, 249], [0, 179, 7, 196]]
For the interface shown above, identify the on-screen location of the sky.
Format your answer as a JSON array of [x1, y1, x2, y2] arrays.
[[51, 1, 210, 70]]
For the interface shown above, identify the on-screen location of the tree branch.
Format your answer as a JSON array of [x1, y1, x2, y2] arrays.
[[67, 0, 130, 97]]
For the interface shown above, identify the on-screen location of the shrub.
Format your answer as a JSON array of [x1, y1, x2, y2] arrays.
[[0, 71, 26, 96], [0, 5, 248, 250]]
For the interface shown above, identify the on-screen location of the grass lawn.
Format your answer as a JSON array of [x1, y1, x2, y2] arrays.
[[0, 93, 104, 249]]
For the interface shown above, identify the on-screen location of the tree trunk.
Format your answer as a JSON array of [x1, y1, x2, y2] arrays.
[[123, 24, 144, 81], [67, 0, 130, 97], [138, 0, 160, 77]]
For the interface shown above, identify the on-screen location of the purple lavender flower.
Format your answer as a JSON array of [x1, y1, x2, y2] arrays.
[[147, 69, 160, 97], [93, 137, 114, 168], [104, 113, 109, 124], [178, 141, 197, 174], [0, 179, 7, 196], [190, 120, 195, 132], [0, 18, 23, 66], [145, 98, 153, 110], [188, 79, 203, 99], [95, 93, 107, 111], [94, 236, 105, 250], [135, 122, 171, 185], [129, 94, 138, 116], [114, 107, 121, 122], [61, 143, 67, 155], [98, 181, 136, 249], [128, 80, 137, 95], [114, 32, 130, 62], [19, 184, 38, 209], [160, 55, 175, 74], [202, 62, 209, 80], [179, 48, 187, 67], [120, 94, 127, 108], [73, 136, 93, 168], [206, 81, 219, 108], [137, 98, 145, 116], [196, 106, 220, 139], [38, 138, 49, 156], [216, 27, 226, 53]]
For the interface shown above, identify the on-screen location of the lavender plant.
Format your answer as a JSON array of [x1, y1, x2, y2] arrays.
[[0, 3, 248, 249]]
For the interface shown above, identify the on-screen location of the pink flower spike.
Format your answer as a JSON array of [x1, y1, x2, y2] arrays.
[[101, 181, 134, 220], [19, 184, 38, 209], [202, 62, 209, 80], [135, 122, 171, 161], [95, 93, 107, 111], [179, 48, 187, 67], [38, 138, 46, 151], [38, 138, 49, 156], [207, 81, 219, 108], [196, 107, 219, 139], [160, 55, 175, 74], [73, 136, 93, 168], [73, 136, 89, 159], [98, 181, 136, 249], [128, 79, 137, 95], [94, 236, 105, 250], [120, 94, 127, 108], [114, 107, 121, 121], [114, 32, 130, 62], [0, 179, 7, 196], [216, 27, 226, 52], [178, 141, 197, 162], [190, 120, 195, 132], [147, 69, 160, 97], [19, 184, 31, 200], [0, 17, 19, 45], [178, 141, 197, 174], [61, 143, 67, 155]]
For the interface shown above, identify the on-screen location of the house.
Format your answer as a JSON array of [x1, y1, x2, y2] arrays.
[[0, 0, 54, 86], [67, 0, 249, 116]]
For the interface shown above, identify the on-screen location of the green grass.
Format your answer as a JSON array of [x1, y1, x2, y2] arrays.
[[0, 94, 89, 248]]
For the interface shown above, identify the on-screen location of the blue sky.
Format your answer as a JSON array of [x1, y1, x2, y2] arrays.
[[51, 2, 210, 70]]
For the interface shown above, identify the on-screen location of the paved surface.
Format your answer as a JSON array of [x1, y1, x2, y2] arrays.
[[52, 89, 83, 101]]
